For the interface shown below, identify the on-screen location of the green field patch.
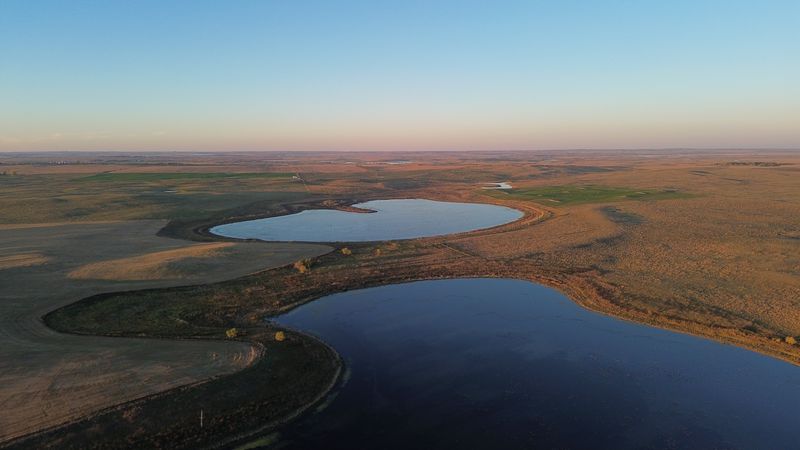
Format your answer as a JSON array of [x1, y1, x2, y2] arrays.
[[485, 185, 692, 205], [79, 172, 294, 182]]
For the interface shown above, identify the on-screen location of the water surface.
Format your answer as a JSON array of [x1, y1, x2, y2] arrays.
[[210, 199, 522, 242], [271, 279, 800, 450]]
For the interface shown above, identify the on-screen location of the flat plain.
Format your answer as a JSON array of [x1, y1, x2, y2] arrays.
[[0, 219, 328, 443], [1, 149, 799, 448]]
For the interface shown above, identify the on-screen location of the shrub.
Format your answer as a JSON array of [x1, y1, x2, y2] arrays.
[[274, 331, 286, 342], [293, 260, 308, 273], [225, 328, 239, 338], [786, 336, 797, 345], [340, 247, 352, 255]]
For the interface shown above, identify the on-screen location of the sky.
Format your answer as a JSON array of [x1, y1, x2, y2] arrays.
[[1, 1, 798, 152]]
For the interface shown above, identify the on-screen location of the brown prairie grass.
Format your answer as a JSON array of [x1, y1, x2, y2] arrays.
[[67, 242, 235, 281], [0, 253, 50, 270]]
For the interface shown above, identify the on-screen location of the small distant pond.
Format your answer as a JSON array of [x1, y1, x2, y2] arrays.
[[267, 279, 800, 450], [210, 199, 522, 242]]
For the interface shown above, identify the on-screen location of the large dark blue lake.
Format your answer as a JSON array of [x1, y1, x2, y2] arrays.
[[267, 278, 800, 450], [210, 199, 522, 242]]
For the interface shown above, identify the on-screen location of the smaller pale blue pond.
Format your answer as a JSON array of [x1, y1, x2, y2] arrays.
[[209, 199, 523, 242]]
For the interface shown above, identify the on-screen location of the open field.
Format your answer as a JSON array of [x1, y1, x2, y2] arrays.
[[79, 172, 294, 182], [0, 220, 329, 444], [485, 184, 694, 205], [67, 242, 236, 281], [2, 150, 800, 447]]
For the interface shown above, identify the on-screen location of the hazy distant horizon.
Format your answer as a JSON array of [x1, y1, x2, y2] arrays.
[[2, 147, 798, 156]]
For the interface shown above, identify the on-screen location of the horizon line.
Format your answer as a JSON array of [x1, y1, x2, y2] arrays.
[[2, 147, 800, 155]]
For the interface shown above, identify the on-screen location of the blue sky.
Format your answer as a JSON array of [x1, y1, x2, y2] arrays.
[[1, 0, 798, 151]]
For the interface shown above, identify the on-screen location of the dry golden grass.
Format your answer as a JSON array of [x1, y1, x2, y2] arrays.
[[455, 204, 618, 257], [4, 150, 800, 444], [68, 242, 236, 281], [206, 151, 800, 362], [0, 252, 50, 270]]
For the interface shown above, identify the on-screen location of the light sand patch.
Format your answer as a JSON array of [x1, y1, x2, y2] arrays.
[[68, 242, 236, 281], [0, 253, 50, 270]]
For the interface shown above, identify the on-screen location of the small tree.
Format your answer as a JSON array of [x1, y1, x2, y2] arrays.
[[293, 260, 308, 273], [225, 328, 239, 338], [786, 336, 797, 345], [274, 331, 286, 342]]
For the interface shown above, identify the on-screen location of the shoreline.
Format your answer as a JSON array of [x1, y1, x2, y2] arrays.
[[15, 194, 800, 447], [213, 333, 344, 450], [182, 194, 800, 369], [6, 326, 342, 450]]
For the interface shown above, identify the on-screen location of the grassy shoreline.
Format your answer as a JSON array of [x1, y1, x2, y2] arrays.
[[8, 326, 341, 450]]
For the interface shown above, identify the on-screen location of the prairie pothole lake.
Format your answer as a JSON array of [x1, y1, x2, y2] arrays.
[[210, 199, 522, 242], [269, 279, 800, 450]]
